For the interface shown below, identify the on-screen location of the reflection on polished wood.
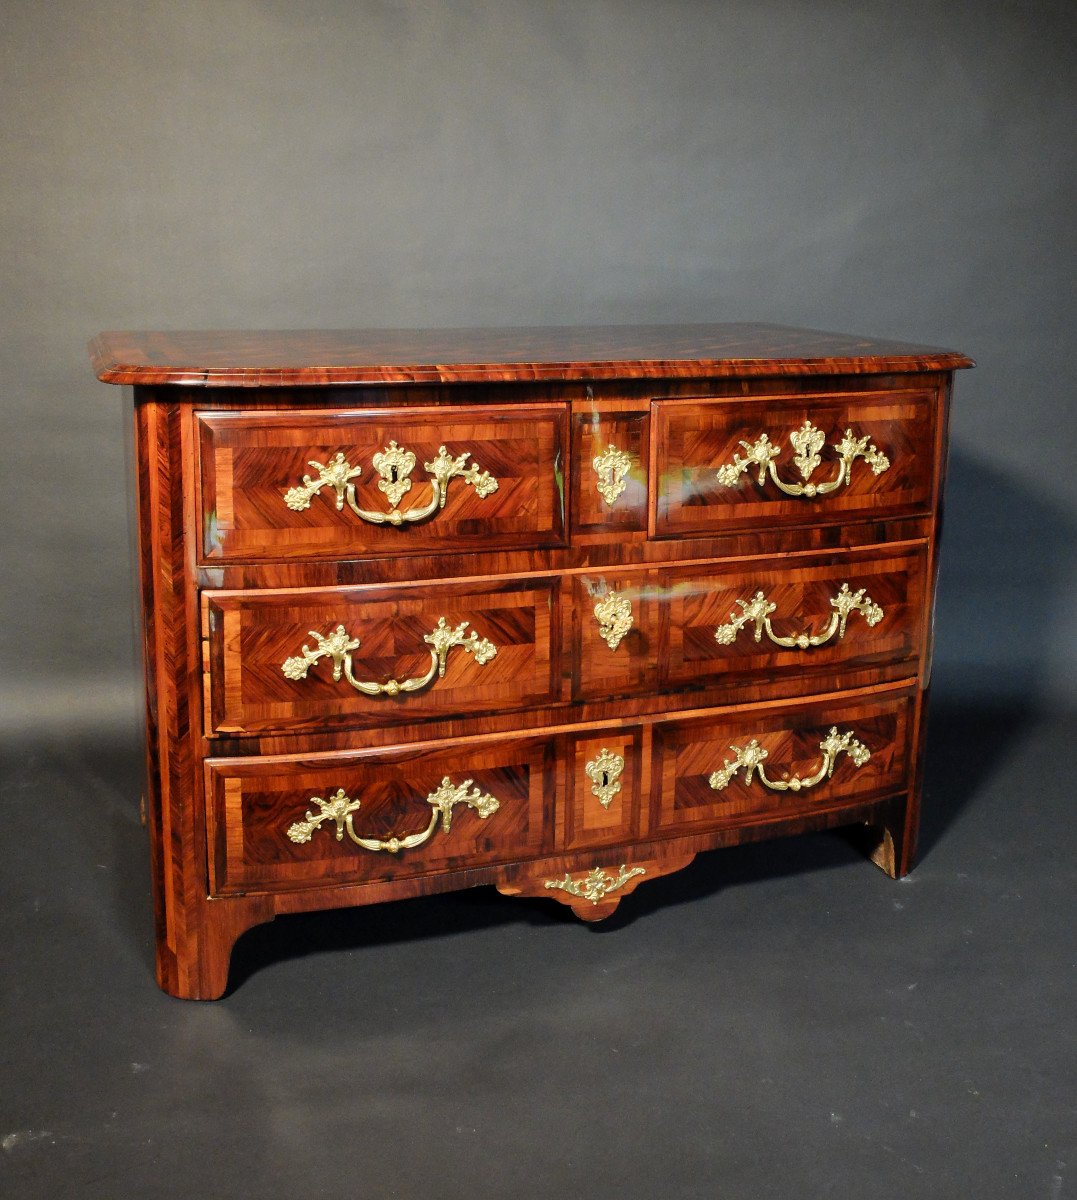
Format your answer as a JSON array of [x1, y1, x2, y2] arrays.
[[592, 444, 633, 506], [95, 323, 970, 998], [653, 390, 936, 540], [91, 323, 973, 386], [196, 406, 568, 562]]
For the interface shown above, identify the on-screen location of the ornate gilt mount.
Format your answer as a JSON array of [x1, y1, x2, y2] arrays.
[[286, 776, 499, 854], [593, 590, 633, 651], [592, 444, 633, 507], [282, 617, 497, 697], [708, 727, 871, 794], [715, 582, 884, 650], [371, 440, 416, 508], [284, 442, 498, 525], [544, 864, 646, 905], [715, 421, 891, 498], [585, 749, 625, 809]]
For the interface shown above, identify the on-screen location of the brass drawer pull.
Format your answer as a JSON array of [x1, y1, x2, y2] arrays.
[[593, 444, 632, 506], [708, 727, 871, 793], [282, 617, 497, 697], [716, 421, 890, 498], [545, 864, 646, 904], [593, 589, 633, 651], [286, 776, 499, 853], [715, 583, 884, 650], [284, 442, 498, 525]]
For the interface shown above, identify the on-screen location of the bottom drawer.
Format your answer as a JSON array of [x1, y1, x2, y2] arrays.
[[206, 736, 554, 895], [650, 690, 912, 834], [206, 685, 914, 897]]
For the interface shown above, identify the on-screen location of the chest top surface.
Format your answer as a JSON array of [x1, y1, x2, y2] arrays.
[[89, 322, 973, 388]]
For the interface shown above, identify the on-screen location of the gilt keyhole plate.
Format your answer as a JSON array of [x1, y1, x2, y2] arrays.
[[585, 748, 625, 809]]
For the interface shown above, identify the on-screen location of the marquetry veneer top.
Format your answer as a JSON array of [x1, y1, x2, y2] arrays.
[[90, 322, 974, 388]]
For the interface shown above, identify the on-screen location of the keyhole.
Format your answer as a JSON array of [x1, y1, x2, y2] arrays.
[[601, 771, 609, 788], [389, 466, 398, 482]]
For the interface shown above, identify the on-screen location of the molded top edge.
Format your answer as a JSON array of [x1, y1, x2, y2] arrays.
[[90, 322, 975, 387]]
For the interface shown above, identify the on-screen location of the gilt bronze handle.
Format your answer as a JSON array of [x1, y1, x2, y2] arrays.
[[708, 727, 871, 794], [282, 617, 497, 697], [715, 583, 884, 650], [286, 776, 499, 853], [284, 442, 498, 525], [716, 421, 891, 498]]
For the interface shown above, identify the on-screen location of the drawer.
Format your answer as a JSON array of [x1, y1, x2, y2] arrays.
[[663, 543, 926, 693], [571, 568, 660, 700], [203, 576, 559, 736], [651, 689, 912, 834], [652, 389, 936, 538], [571, 410, 649, 534], [197, 404, 568, 562], [562, 729, 643, 851], [573, 544, 926, 702], [206, 734, 553, 896]]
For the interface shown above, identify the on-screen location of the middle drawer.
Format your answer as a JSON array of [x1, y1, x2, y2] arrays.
[[203, 576, 559, 736], [203, 544, 926, 737], [574, 542, 927, 702]]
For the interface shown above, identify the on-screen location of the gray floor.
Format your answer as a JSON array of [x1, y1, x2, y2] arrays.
[[1, 703, 1073, 1200]]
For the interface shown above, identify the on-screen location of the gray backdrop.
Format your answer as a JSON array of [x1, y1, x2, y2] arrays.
[[2, 0, 1074, 737]]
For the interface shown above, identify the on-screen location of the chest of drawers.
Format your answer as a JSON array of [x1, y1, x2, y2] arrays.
[[91, 323, 973, 999]]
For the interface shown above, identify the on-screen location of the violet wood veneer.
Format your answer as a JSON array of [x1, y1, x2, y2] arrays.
[[92, 322, 972, 999]]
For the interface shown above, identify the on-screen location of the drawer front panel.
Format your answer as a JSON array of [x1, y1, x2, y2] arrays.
[[572, 411, 649, 534], [664, 544, 926, 692], [651, 691, 912, 834], [198, 404, 568, 562], [574, 545, 926, 702], [207, 735, 552, 895], [204, 577, 559, 736], [653, 390, 935, 538], [572, 569, 660, 699], [562, 729, 643, 851]]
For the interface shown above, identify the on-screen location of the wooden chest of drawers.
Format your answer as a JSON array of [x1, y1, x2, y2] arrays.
[[91, 323, 973, 999]]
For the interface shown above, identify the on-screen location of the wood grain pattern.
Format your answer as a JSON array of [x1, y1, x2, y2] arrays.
[[205, 683, 914, 903], [203, 577, 559, 736], [135, 399, 236, 1000], [653, 389, 936, 538], [91, 323, 974, 387], [195, 514, 937, 588], [203, 545, 926, 740], [571, 545, 928, 705], [562, 729, 643, 851], [97, 324, 965, 998], [651, 690, 912, 835], [571, 568, 660, 701], [571, 409, 649, 534], [197, 405, 567, 562], [206, 734, 553, 895], [661, 543, 927, 698]]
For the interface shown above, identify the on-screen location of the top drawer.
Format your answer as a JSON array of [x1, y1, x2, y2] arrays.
[[197, 404, 568, 563], [652, 389, 937, 539]]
